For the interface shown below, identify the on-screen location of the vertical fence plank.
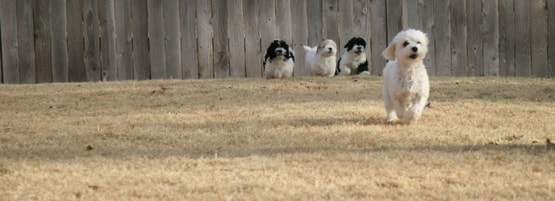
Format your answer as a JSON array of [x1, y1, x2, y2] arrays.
[[17, 0, 35, 83], [499, 0, 515, 76], [549, 0, 555, 77], [228, 0, 245, 78], [290, 0, 308, 77], [34, 0, 53, 83], [67, 0, 86, 82], [147, 0, 166, 79], [260, 1, 277, 48], [244, 0, 262, 78], [514, 0, 531, 76], [181, 0, 199, 79], [434, 0, 451, 76], [115, 0, 133, 80], [483, 0, 499, 76], [196, 0, 213, 79], [371, 0, 387, 75], [530, 0, 548, 77], [306, 0, 322, 46], [450, 0, 467, 76], [402, 0, 420, 29], [338, 0, 353, 70], [99, 0, 117, 81], [386, 0, 402, 41], [339, 0, 354, 47], [51, 0, 69, 82], [131, 0, 150, 80], [84, 0, 101, 81], [420, 0, 436, 76], [213, 0, 230, 79], [467, 0, 482, 76], [164, 0, 182, 79], [0, 0, 19, 83], [323, 0, 340, 46], [276, 0, 292, 42], [353, 0, 370, 39]]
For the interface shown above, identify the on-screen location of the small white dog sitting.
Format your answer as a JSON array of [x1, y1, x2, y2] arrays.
[[303, 39, 337, 77], [263, 40, 295, 79], [382, 29, 430, 124]]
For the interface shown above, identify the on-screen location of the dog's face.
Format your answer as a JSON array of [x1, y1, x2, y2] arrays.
[[265, 40, 295, 61], [316, 39, 337, 57], [344, 37, 366, 55], [382, 29, 428, 63]]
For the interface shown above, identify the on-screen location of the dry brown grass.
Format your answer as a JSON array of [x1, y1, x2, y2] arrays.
[[1, 76, 554, 200]]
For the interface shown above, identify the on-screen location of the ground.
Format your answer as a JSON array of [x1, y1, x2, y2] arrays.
[[1, 76, 554, 200]]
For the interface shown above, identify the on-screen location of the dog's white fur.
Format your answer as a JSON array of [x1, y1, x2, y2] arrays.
[[382, 29, 430, 124], [303, 40, 337, 77]]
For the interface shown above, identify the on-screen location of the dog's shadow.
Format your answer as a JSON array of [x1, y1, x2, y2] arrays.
[[293, 116, 386, 127], [361, 116, 387, 126]]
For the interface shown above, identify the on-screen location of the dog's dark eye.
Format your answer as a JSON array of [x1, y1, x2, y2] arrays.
[[402, 41, 409, 47], [417, 41, 422, 44]]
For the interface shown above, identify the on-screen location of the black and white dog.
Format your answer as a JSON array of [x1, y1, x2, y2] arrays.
[[263, 40, 295, 79], [336, 37, 369, 76]]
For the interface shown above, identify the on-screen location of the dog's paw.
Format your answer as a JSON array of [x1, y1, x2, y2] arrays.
[[358, 71, 371, 76], [386, 117, 399, 124]]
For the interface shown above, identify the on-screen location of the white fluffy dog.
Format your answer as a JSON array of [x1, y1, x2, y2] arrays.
[[303, 39, 337, 77], [382, 29, 430, 124]]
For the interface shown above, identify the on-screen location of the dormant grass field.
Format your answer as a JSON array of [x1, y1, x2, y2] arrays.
[[1, 76, 554, 200]]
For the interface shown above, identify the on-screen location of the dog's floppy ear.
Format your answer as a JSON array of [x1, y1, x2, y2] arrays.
[[382, 42, 396, 60], [288, 47, 295, 62], [344, 40, 352, 49], [316, 40, 325, 54]]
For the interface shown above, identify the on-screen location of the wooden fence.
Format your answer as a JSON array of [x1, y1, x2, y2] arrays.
[[1, 0, 554, 84]]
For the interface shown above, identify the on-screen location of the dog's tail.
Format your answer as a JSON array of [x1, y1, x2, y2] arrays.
[[303, 45, 314, 52]]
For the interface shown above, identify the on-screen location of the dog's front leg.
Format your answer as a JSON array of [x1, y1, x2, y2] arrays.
[[383, 89, 399, 123], [404, 96, 427, 124], [340, 67, 351, 76]]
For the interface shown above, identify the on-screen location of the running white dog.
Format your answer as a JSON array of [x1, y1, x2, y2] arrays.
[[382, 29, 430, 124], [303, 39, 337, 77]]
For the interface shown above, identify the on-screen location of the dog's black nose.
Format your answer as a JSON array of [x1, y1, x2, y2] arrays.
[[411, 47, 418, 52], [276, 49, 283, 54], [328, 47, 332, 52], [357, 47, 362, 50]]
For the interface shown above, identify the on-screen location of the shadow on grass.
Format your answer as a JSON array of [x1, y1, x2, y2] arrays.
[[2, 140, 550, 161], [174, 144, 551, 159], [2, 113, 552, 161]]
